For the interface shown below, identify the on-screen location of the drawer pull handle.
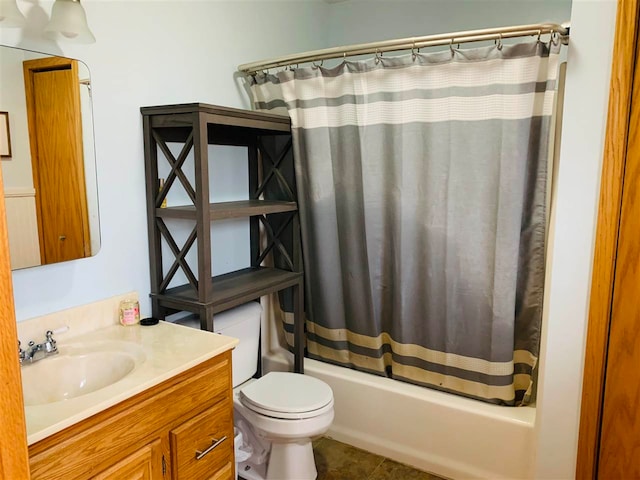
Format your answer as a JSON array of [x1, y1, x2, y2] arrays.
[[195, 436, 227, 460]]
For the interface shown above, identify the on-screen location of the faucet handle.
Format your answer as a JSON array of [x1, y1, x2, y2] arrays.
[[18, 341, 25, 364], [44, 330, 57, 354]]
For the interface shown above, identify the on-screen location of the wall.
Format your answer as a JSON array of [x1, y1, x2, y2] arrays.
[[326, 0, 572, 47], [0, 47, 33, 189], [534, 0, 617, 478], [0, 0, 329, 321]]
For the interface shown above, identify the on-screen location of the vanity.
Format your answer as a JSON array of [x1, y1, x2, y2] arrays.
[[19, 294, 238, 480]]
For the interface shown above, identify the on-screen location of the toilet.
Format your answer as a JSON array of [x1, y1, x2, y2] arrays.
[[177, 302, 334, 480]]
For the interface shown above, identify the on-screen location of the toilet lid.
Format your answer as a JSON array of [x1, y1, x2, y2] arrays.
[[239, 372, 333, 416]]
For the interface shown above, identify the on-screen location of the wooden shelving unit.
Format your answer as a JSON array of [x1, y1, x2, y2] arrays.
[[141, 103, 304, 373]]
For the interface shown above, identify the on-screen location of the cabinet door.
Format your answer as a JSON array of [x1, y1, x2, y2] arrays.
[[170, 402, 234, 480], [93, 439, 164, 480]]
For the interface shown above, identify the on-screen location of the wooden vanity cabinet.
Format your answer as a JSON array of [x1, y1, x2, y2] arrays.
[[28, 350, 235, 480]]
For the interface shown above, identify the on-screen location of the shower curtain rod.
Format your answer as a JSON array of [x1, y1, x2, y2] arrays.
[[238, 21, 569, 74]]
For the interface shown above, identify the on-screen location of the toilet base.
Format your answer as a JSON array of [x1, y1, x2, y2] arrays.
[[268, 441, 317, 480], [237, 441, 317, 480]]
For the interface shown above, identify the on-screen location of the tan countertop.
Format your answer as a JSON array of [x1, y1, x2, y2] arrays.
[[24, 321, 238, 445]]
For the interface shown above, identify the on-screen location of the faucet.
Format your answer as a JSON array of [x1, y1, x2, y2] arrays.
[[19, 330, 59, 365]]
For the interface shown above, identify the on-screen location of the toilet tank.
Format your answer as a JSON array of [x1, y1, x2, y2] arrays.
[[175, 302, 261, 387]]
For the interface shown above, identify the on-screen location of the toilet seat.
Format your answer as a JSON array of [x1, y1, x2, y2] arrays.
[[239, 372, 334, 420]]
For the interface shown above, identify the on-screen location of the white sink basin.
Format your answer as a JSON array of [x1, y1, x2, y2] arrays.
[[22, 341, 146, 406]]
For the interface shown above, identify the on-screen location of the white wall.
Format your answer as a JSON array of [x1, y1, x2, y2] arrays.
[[0, 0, 329, 321], [0, 47, 34, 189], [326, 0, 572, 47], [534, 1, 617, 478]]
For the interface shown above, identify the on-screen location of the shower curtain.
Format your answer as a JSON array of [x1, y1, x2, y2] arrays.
[[250, 40, 561, 406]]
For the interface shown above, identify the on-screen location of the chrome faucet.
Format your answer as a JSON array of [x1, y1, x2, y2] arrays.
[[19, 331, 59, 365]]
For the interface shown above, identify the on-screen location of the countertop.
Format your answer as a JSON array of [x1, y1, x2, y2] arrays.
[[24, 321, 238, 445]]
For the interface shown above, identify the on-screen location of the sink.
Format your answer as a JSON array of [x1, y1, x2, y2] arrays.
[[22, 341, 146, 406]]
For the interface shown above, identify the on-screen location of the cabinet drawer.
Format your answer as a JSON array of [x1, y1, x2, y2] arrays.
[[170, 402, 234, 480]]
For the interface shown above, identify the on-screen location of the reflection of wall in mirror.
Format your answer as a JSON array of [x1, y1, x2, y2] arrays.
[[78, 63, 99, 257], [0, 48, 40, 269]]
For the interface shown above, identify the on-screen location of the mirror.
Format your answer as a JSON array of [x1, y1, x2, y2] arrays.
[[0, 45, 100, 270]]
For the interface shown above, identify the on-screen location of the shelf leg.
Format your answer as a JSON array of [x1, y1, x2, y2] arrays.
[[151, 298, 167, 321], [199, 305, 215, 332], [293, 280, 304, 374]]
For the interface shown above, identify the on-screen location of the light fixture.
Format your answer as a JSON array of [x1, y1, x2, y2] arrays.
[[45, 0, 95, 44], [0, 0, 26, 28]]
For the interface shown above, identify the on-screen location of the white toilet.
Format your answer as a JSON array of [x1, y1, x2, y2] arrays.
[[177, 302, 334, 480]]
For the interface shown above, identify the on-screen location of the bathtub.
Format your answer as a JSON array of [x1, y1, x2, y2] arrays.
[[263, 348, 536, 479]]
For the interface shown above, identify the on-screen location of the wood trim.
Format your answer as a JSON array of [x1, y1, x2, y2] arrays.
[[0, 166, 30, 478], [598, 49, 640, 473], [22, 59, 45, 263], [576, 1, 640, 477]]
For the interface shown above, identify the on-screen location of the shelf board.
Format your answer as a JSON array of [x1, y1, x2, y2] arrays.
[[156, 200, 297, 220], [152, 267, 302, 314], [142, 104, 291, 142], [141, 103, 291, 128]]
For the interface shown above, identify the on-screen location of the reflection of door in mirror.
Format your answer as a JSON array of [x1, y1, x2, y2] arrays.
[[0, 45, 100, 270], [23, 57, 90, 264]]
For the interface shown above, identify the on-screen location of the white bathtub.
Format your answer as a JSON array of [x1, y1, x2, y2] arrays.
[[264, 348, 536, 479]]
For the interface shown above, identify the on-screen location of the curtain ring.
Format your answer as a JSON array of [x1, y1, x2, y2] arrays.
[[411, 41, 417, 61], [496, 33, 503, 50], [375, 48, 382, 64], [551, 30, 560, 46], [536, 30, 542, 43], [450, 38, 455, 56], [312, 59, 324, 68]]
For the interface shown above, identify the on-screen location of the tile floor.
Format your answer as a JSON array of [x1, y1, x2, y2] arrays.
[[313, 437, 447, 480], [238, 437, 447, 480]]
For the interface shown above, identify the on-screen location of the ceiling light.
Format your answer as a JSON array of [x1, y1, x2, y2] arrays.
[[45, 0, 95, 44]]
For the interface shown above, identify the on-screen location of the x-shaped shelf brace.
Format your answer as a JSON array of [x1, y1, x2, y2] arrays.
[[252, 136, 297, 272], [255, 213, 296, 271], [156, 218, 198, 293], [256, 137, 295, 201], [152, 130, 196, 207], [153, 129, 199, 292]]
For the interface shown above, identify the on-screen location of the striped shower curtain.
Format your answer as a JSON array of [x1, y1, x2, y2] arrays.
[[250, 40, 561, 406]]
